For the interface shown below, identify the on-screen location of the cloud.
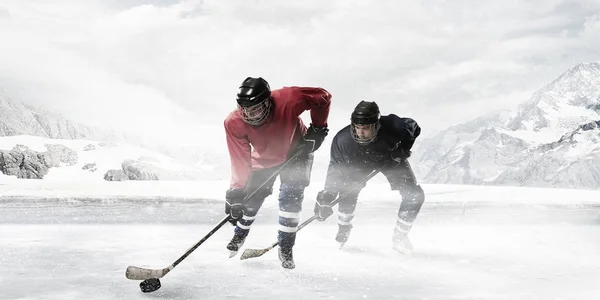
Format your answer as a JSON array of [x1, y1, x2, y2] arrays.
[[1, 0, 600, 150], [0, 7, 10, 18]]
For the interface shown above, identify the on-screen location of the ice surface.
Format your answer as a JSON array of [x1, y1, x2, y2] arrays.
[[1, 182, 600, 299]]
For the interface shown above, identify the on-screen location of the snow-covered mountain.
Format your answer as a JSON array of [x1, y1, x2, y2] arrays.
[[0, 90, 223, 181], [413, 62, 600, 189], [0, 135, 216, 181], [0, 90, 110, 140], [505, 62, 600, 143]]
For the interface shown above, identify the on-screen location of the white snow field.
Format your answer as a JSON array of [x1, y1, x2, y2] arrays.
[[1, 181, 600, 300]]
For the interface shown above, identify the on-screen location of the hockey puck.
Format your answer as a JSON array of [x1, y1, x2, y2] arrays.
[[140, 278, 161, 293]]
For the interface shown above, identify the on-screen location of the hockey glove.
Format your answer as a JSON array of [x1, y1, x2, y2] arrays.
[[300, 124, 329, 154], [225, 188, 246, 224], [314, 190, 338, 221]]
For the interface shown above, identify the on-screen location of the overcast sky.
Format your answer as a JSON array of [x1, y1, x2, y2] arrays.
[[1, 0, 600, 147]]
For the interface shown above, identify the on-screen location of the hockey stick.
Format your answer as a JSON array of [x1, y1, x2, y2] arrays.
[[126, 215, 231, 281], [125, 147, 306, 281], [240, 166, 386, 260]]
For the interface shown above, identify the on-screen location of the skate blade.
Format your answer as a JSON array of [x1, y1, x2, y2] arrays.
[[229, 250, 238, 258], [338, 242, 346, 250]]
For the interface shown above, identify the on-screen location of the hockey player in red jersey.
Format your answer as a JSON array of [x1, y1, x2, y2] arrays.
[[224, 77, 331, 269]]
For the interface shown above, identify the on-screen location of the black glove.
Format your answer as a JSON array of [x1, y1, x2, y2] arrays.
[[390, 146, 411, 162], [300, 124, 329, 153], [314, 190, 338, 221], [225, 188, 246, 224]]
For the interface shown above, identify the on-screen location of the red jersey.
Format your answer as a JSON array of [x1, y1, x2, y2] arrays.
[[224, 86, 331, 189]]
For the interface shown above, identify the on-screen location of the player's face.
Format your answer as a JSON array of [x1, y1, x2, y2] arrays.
[[240, 102, 265, 121], [353, 123, 376, 140], [238, 99, 271, 125]]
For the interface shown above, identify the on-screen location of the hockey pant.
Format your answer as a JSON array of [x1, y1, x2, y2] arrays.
[[337, 159, 425, 237], [234, 153, 314, 248]]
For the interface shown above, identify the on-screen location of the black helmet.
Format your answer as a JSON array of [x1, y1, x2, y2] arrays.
[[350, 101, 381, 145], [236, 77, 272, 126], [351, 101, 380, 124], [236, 77, 271, 107]]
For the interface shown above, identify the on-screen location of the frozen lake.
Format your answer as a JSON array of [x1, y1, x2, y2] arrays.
[[1, 184, 600, 299]]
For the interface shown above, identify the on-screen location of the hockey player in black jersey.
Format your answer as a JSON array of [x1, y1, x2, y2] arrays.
[[313, 101, 425, 253]]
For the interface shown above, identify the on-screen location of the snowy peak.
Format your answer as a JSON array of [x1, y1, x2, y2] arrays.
[[420, 126, 529, 185], [0, 90, 104, 140], [413, 62, 600, 189], [548, 62, 600, 96], [0, 90, 224, 181], [506, 62, 600, 138], [537, 61, 600, 105], [444, 110, 512, 135]]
